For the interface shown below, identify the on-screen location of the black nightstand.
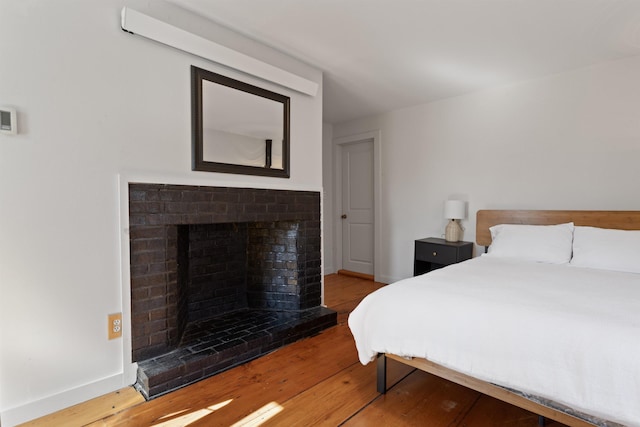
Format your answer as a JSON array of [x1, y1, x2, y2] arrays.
[[414, 237, 473, 276]]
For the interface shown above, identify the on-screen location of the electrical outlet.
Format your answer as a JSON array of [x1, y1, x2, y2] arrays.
[[108, 313, 123, 340]]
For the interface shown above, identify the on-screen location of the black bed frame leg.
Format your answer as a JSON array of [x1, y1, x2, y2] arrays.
[[377, 353, 387, 394], [538, 416, 546, 426]]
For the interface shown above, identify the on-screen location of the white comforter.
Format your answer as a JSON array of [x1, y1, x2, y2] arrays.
[[348, 256, 640, 426]]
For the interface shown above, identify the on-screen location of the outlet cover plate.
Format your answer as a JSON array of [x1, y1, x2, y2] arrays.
[[108, 313, 123, 340]]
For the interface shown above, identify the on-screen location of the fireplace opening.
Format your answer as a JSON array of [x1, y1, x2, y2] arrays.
[[129, 184, 336, 399]]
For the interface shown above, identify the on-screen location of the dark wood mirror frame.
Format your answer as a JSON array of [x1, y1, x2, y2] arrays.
[[191, 65, 291, 178]]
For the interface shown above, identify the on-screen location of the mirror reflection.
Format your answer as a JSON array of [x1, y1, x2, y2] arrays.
[[192, 66, 290, 177], [202, 80, 283, 169]]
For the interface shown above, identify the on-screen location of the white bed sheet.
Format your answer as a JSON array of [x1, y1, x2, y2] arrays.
[[348, 256, 640, 426]]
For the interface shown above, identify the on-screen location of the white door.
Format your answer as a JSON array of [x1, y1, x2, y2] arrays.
[[341, 140, 374, 275]]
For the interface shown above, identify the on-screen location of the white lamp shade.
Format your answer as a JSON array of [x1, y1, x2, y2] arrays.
[[444, 200, 466, 220]]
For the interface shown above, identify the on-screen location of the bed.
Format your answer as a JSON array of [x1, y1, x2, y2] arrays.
[[348, 210, 640, 427]]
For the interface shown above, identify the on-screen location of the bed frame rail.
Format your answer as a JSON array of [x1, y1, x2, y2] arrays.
[[377, 353, 596, 427]]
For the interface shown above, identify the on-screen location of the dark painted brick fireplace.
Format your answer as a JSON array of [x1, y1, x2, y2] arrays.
[[128, 183, 336, 398]]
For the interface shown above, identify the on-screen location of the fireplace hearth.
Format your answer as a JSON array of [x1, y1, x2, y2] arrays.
[[128, 184, 336, 399]]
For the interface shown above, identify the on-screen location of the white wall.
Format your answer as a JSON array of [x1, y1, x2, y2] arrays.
[[322, 123, 335, 274], [332, 55, 640, 284], [0, 1, 322, 424]]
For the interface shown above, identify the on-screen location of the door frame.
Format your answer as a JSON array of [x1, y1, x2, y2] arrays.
[[334, 130, 382, 282]]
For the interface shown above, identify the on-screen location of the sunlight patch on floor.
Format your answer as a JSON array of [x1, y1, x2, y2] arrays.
[[230, 402, 284, 426], [152, 399, 233, 426]]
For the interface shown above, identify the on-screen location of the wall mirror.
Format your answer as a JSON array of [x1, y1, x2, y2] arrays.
[[191, 65, 290, 178]]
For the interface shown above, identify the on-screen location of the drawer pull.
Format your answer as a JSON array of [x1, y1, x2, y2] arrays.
[[432, 251, 437, 257]]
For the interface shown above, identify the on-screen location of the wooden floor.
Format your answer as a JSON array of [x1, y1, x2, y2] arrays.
[[24, 274, 568, 426]]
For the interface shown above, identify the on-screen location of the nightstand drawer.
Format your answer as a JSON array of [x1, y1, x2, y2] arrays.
[[415, 242, 457, 265]]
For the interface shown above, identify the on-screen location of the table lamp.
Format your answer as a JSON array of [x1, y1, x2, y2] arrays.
[[444, 200, 466, 242]]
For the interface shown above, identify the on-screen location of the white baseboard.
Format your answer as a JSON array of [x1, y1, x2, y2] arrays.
[[1, 364, 138, 427]]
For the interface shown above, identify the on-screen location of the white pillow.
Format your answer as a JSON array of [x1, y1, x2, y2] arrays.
[[487, 222, 574, 264], [570, 226, 640, 273]]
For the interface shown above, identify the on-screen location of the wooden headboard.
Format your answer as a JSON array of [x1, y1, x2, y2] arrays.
[[476, 210, 640, 247]]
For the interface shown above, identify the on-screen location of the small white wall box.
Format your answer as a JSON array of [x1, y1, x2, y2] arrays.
[[0, 107, 17, 135]]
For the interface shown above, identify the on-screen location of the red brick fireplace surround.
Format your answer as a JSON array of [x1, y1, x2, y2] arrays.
[[128, 183, 336, 399]]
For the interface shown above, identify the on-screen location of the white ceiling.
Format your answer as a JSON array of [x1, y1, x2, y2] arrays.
[[170, 0, 640, 124]]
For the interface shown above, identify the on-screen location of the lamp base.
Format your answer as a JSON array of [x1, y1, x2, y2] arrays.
[[445, 219, 462, 242]]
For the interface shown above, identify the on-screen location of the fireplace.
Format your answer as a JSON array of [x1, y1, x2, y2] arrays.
[[128, 184, 336, 399]]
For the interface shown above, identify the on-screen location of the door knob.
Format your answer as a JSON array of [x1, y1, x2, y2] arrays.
[[341, 214, 347, 219]]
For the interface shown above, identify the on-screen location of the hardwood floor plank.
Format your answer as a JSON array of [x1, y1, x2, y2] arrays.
[[21, 387, 144, 427], [258, 358, 414, 426], [344, 369, 481, 426], [100, 325, 359, 426], [330, 300, 363, 325], [323, 274, 385, 308], [253, 363, 379, 426], [324, 274, 385, 324]]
